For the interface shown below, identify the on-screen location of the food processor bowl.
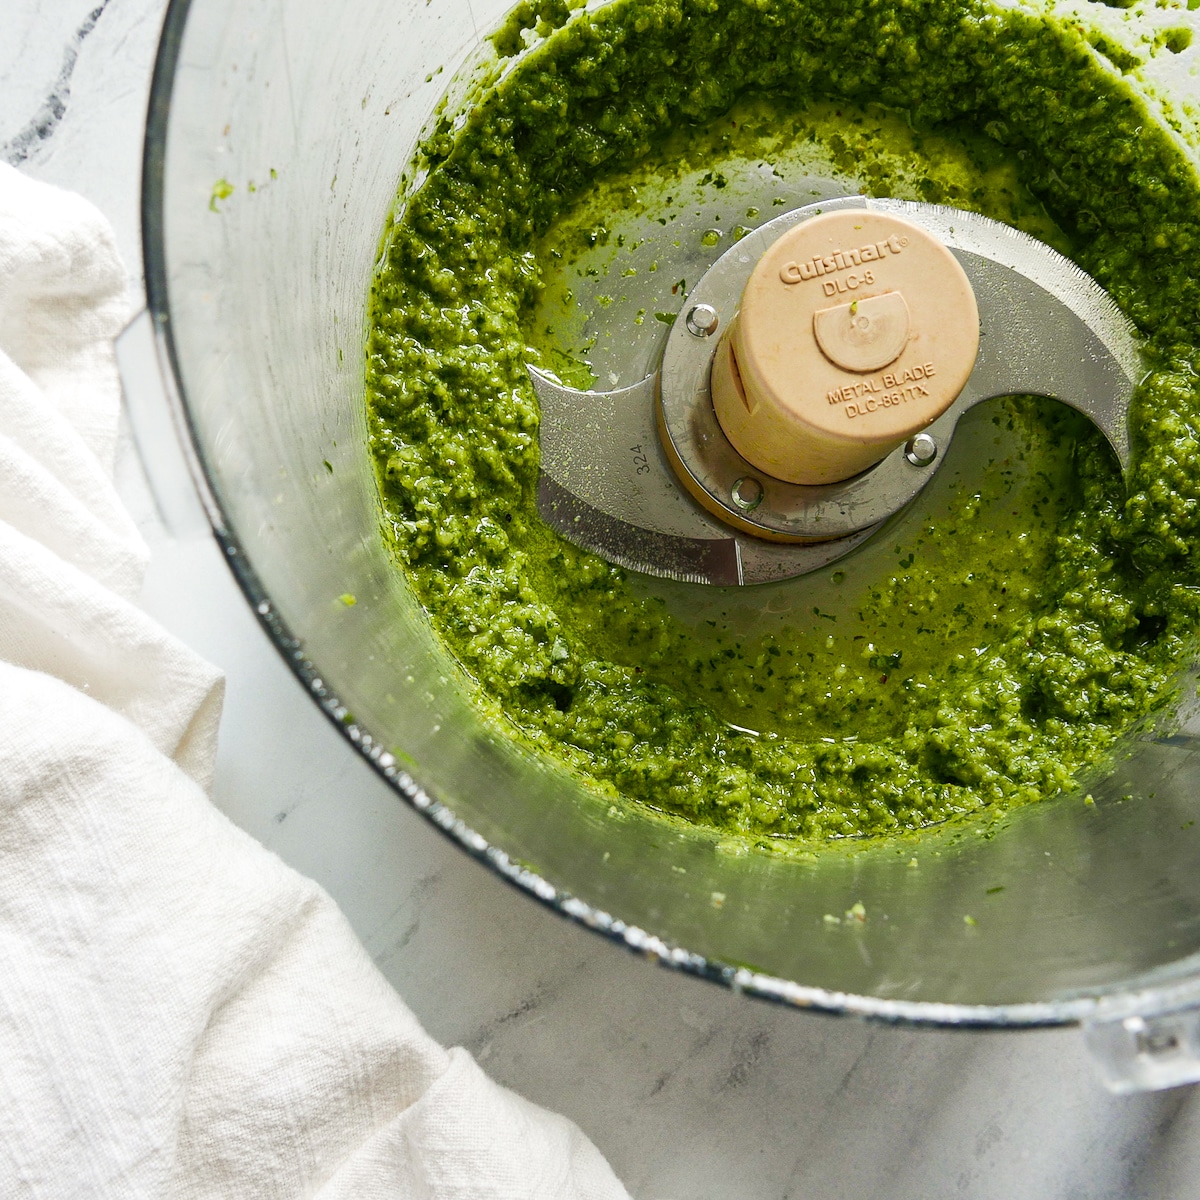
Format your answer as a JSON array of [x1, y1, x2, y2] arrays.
[[138, 0, 1200, 1091]]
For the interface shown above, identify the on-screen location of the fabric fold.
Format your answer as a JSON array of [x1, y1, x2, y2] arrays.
[[0, 163, 129, 473]]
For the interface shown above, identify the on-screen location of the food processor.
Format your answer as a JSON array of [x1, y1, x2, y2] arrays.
[[130, 0, 1200, 1093]]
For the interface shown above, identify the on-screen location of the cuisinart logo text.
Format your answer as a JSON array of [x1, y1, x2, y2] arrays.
[[778, 233, 909, 284]]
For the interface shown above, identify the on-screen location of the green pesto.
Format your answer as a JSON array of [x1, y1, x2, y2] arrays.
[[366, 0, 1200, 846]]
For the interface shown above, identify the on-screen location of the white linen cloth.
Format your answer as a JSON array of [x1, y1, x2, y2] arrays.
[[0, 161, 629, 1200]]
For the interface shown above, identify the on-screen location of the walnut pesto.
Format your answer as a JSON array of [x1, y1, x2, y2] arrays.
[[366, 0, 1200, 845]]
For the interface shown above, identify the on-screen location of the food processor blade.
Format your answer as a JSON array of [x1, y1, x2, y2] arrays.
[[530, 197, 1143, 585]]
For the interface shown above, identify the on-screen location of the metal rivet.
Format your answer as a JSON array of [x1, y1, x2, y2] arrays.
[[731, 476, 764, 511], [904, 432, 938, 467], [686, 303, 719, 338]]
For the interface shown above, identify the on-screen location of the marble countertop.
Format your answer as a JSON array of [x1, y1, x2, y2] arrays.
[[5, 1, 1200, 1196]]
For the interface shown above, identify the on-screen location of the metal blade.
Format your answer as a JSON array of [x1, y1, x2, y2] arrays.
[[529, 198, 1143, 584], [536, 473, 743, 585], [530, 366, 876, 584], [531, 369, 717, 538], [530, 367, 743, 582], [870, 199, 1141, 474]]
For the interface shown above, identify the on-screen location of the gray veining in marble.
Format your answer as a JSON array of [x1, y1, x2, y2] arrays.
[[4, 0, 1200, 1195], [2, 1, 111, 166]]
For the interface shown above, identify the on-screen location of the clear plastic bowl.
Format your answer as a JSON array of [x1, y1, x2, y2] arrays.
[[140, 0, 1200, 1089]]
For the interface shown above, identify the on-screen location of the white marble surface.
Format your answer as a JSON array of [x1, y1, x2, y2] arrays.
[[5, 1, 1200, 1196]]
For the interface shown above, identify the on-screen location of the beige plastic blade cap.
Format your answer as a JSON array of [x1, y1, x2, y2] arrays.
[[711, 210, 980, 485]]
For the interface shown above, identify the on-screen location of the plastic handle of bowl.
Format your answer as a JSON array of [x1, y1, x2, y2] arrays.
[[115, 308, 217, 540], [1083, 989, 1200, 1093]]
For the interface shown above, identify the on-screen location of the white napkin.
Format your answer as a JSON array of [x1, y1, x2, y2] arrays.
[[0, 161, 629, 1200]]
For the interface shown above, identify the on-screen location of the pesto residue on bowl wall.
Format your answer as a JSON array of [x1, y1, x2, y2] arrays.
[[365, 0, 1200, 846]]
